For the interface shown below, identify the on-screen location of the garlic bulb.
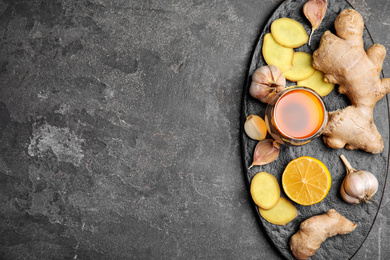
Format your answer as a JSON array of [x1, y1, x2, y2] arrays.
[[249, 65, 286, 103], [339, 154, 378, 204], [244, 115, 268, 141], [250, 139, 280, 168]]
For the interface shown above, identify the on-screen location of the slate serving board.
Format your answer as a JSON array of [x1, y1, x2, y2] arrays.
[[240, 0, 390, 259]]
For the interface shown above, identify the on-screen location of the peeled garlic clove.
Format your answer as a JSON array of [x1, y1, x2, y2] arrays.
[[303, 0, 327, 45], [250, 65, 286, 103], [250, 139, 280, 168], [244, 115, 268, 141]]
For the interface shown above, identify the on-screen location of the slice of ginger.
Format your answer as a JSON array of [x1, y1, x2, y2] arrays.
[[250, 171, 280, 210], [271, 17, 309, 48], [283, 52, 316, 82], [262, 33, 294, 72], [298, 70, 335, 96], [259, 197, 297, 225]]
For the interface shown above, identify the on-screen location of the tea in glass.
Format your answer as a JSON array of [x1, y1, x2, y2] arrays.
[[265, 87, 328, 145]]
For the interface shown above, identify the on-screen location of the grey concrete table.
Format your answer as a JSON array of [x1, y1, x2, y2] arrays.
[[0, 0, 389, 259]]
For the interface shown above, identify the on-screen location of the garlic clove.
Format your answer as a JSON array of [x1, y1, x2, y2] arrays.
[[249, 82, 273, 101], [244, 115, 268, 141], [340, 183, 360, 204], [342, 172, 365, 201], [359, 170, 378, 202], [250, 139, 280, 168], [303, 0, 327, 45], [363, 170, 379, 198]]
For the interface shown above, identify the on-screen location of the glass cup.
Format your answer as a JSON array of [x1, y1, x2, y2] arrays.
[[265, 86, 328, 146]]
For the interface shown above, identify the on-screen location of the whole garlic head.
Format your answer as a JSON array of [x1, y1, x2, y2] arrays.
[[339, 154, 378, 204]]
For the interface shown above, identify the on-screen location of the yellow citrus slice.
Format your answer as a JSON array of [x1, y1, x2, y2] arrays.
[[282, 156, 331, 206]]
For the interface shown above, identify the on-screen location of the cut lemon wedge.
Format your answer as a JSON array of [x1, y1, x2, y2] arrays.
[[282, 156, 331, 206]]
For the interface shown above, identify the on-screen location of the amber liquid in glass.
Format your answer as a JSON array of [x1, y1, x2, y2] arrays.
[[274, 89, 325, 139]]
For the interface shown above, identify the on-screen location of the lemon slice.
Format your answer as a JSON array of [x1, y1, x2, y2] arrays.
[[282, 156, 331, 206]]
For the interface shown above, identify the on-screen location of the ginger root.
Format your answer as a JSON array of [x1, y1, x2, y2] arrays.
[[313, 9, 390, 153], [290, 209, 357, 260]]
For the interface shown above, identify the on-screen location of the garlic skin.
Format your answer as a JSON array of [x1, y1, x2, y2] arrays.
[[250, 139, 280, 168], [340, 184, 360, 204], [249, 65, 286, 103], [244, 115, 268, 141], [303, 0, 327, 45], [339, 154, 378, 204]]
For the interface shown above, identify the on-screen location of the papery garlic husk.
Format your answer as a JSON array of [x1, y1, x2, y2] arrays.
[[339, 154, 378, 204], [250, 139, 280, 168], [249, 65, 286, 103], [303, 0, 327, 45], [244, 114, 268, 141]]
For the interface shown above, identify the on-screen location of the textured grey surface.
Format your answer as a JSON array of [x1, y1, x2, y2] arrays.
[[0, 0, 389, 259]]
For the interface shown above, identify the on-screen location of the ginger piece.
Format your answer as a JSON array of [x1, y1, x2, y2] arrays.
[[271, 17, 309, 48], [259, 197, 297, 225], [262, 33, 294, 72], [250, 172, 280, 210], [290, 209, 357, 260], [312, 9, 390, 153], [323, 106, 383, 152], [297, 70, 335, 96], [283, 52, 316, 82]]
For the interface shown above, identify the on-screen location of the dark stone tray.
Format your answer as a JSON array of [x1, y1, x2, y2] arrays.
[[240, 0, 390, 259]]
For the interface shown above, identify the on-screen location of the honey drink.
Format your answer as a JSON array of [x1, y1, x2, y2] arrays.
[[265, 87, 327, 145]]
